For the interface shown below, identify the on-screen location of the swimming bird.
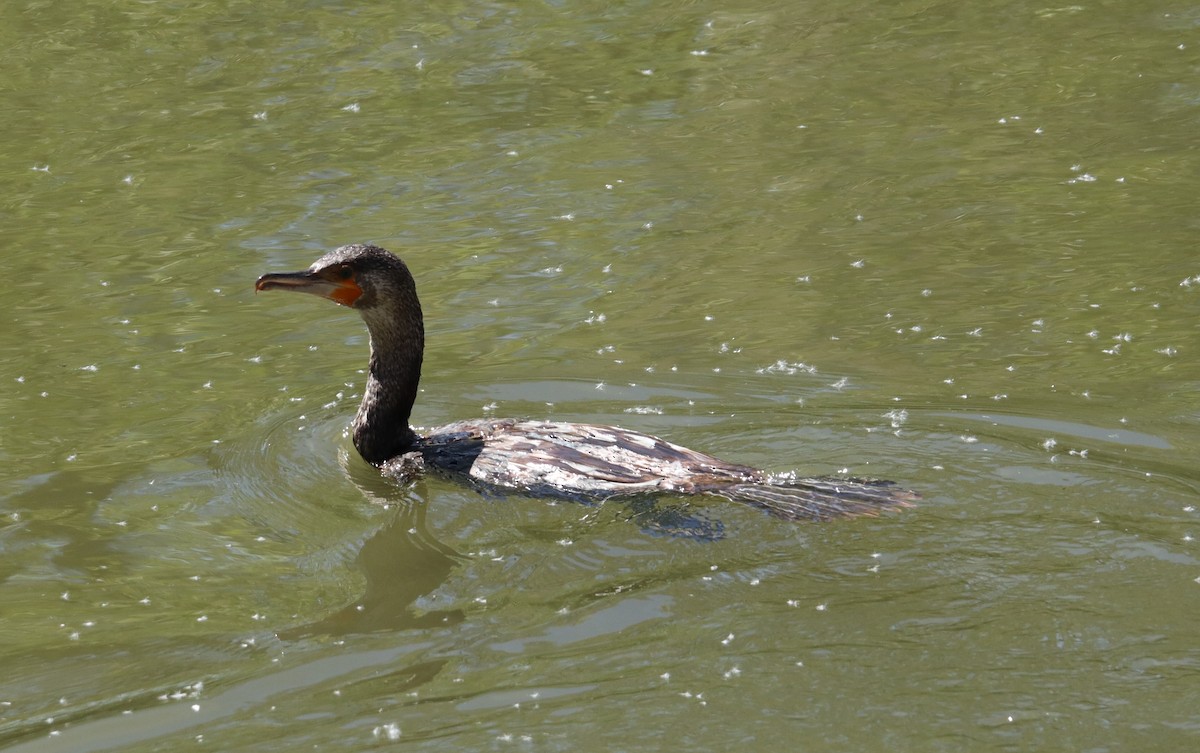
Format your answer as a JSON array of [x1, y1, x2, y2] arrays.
[[256, 244, 915, 521]]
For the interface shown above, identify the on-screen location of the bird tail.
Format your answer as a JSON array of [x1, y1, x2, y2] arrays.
[[710, 476, 917, 521]]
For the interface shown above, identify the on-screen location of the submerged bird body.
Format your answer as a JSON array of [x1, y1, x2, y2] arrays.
[[257, 244, 914, 521], [394, 419, 908, 520]]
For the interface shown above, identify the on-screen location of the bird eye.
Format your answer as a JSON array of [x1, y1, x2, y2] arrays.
[[337, 264, 354, 279]]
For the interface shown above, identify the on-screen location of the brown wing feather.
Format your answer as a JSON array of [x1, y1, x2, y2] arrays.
[[380, 419, 916, 521]]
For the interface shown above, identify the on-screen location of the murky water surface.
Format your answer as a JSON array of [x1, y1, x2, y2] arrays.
[[3, 1, 1199, 750]]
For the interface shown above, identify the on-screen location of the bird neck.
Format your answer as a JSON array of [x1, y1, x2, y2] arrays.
[[351, 311, 424, 465]]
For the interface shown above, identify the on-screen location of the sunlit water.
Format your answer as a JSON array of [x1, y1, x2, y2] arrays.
[[3, 1, 1199, 750]]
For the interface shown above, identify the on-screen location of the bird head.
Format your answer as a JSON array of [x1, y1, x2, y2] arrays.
[[255, 244, 418, 313]]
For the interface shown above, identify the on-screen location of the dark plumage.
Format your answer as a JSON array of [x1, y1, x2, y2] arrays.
[[256, 244, 916, 521]]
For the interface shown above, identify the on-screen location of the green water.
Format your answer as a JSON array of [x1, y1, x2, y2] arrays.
[[3, 0, 1199, 750]]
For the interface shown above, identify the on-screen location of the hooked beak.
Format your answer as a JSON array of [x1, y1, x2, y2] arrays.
[[255, 269, 362, 307]]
